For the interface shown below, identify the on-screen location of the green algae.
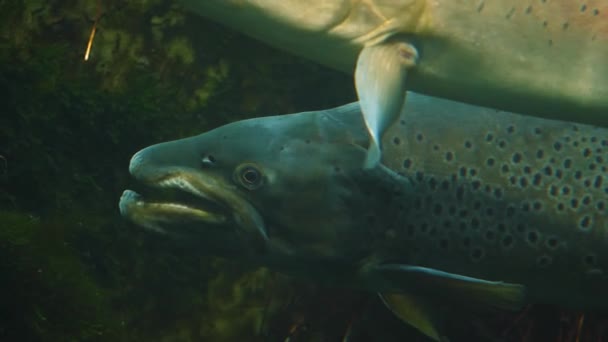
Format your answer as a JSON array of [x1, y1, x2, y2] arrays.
[[0, 0, 354, 340]]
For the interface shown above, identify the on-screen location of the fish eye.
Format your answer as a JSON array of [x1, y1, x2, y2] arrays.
[[235, 164, 263, 190], [201, 154, 216, 167]]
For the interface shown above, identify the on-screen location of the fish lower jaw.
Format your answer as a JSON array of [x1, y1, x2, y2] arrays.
[[119, 189, 227, 232]]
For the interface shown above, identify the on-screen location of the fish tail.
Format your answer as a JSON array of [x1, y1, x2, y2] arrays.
[[364, 139, 382, 169]]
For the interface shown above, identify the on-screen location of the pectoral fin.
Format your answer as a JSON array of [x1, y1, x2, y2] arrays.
[[379, 292, 447, 341], [374, 264, 527, 311], [354, 38, 418, 169]]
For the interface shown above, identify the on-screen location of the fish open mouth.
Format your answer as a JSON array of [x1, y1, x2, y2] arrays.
[[119, 188, 227, 234], [119, 169, 268, 243]]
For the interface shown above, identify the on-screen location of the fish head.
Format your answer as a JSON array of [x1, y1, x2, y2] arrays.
[[119, 104, 397, 262]]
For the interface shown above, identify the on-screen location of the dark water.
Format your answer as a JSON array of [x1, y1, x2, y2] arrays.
[[0, 1, 606, 341]]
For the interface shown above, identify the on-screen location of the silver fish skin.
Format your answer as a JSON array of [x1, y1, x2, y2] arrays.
[[120, 93, 608, 339], [178, 0, 608, 121]]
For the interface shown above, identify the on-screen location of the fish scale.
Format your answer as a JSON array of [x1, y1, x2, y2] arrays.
[[380, 99, 608, 308]]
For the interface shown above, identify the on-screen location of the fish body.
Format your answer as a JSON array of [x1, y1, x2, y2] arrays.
[[179, 0, 608, 166], [120, 94, 608, 340]]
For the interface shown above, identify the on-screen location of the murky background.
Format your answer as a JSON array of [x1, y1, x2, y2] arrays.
[[1, 1, 606, 341]]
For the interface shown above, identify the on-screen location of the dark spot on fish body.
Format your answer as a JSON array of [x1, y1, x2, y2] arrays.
[[527, 230, 539, 245], [537, 255, 552, 268], [525, 5, 532, 14], [571, 198, 579, 209], [501, 235, 514, 249], [484, 230, 496, 242], [546, 236, 559, 249], [445, 151, 454, 162], [536, 149, 544, 159], [441, 180, 450, 190], [516, 223, 526, 234], [471, 180, 481, 191], [562, 22, 569, 30], [512, 153, 522, 163], [433, 204, 443, 215], [582, 196, 591, 206], [473, 201, 482, 210], [470, 247, 484, 262], [393, 137, 401, 145], [580, 4, 587, 12], [471, 217, 480, 229], [549, 185, 558, 196], [493, 188, 503, 199], [505, 7, 515, 19], [419, 222, 429, 234], [459, 167, 467, 177], [459, 209, 469, 218], [428, 177, 438, 190], [584, 254, 597, 267], [579, 216, 592, 231], [519, 177, 528, 188], [553, 141, 562, 151], [583, 148, 592, 157], [406, 224, 416, 239], [532, 173, 542, 186], [593, 9, 600, 16]]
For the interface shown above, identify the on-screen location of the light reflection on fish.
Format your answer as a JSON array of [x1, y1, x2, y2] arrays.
[[120, 93, 608, 341], [179, 0, 608, 167]]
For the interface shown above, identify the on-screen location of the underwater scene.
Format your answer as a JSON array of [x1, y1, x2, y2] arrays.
[[2, 0, 608, 341]]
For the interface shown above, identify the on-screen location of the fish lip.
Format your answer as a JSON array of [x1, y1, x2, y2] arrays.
[[121, 167, 268, 243]]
